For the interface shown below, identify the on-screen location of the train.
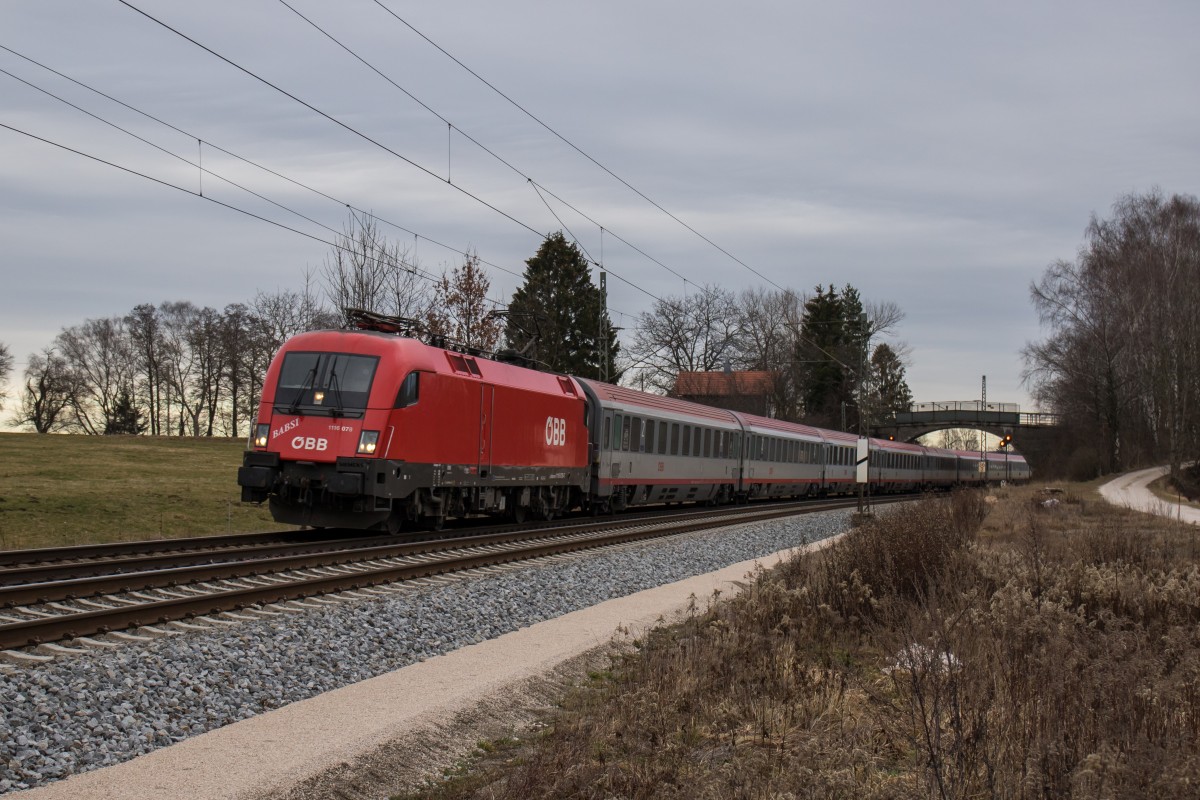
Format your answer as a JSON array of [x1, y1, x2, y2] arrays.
[[237, 316, 1030, 532]]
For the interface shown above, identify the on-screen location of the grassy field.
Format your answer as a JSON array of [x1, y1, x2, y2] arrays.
[[0, 433, 281, 550], [401, 485, 1200, 799]]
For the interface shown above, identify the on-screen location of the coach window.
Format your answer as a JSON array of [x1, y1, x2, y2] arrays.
[[621, 416, 632, 451], [692, 427, 701, 458], [602, 416, 612, 452], [643, 419, 654, 453], [611, 414, 622, 450], [681, 425, 691, 456], [657, 422, 668, 454], [394, 371, 420, 408], [701, 428, 710, 458]]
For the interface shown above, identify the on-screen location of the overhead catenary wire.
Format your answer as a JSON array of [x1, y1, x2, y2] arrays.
[[371, 0, 787, 293], [274, 0, 691, 295], [116, 0, 547, 242], [0, 43, 524, 286], [528, 181, 662, 304], [111, 2, 655, 317], [0, 65, 350, 246], [1, 122, 347, 254], [0, 76, 643, 322], [0, 121, 519, 313]]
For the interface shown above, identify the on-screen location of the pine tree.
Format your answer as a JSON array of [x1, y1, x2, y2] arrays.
[[104, 385, 147, 435], [869, 342, 913, 419], [504, 232, 619, 380], [794, 285, 868, 429]]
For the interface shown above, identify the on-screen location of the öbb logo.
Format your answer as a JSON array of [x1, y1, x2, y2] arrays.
[[291, 436, 328, 452], [544, 417, 566, 447]]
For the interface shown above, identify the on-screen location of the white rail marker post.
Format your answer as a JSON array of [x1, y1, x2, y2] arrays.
[[856, 436, 869, 513]]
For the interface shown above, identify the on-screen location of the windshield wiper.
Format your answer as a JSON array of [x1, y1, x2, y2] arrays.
[[327, 367, 345, 418], [287, 366, 318, 415]]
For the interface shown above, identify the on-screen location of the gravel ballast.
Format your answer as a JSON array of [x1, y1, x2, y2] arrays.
[[0, 510, 850, 793]]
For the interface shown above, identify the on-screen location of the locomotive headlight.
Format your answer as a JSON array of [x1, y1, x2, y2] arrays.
[[357, 430, 380, 455], [254, 423, 269, 449]]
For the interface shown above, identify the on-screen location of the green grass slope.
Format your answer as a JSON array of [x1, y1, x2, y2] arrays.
[[0, 433, 281, 550]]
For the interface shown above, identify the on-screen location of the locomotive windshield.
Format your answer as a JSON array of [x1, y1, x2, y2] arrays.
[[273, 351, 379, 416]]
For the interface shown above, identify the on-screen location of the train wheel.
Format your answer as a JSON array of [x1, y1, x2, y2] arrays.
[[511, 504, 528, 525]]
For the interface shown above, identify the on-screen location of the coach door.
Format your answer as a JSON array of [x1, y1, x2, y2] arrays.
[[478, 384, 494, 477]]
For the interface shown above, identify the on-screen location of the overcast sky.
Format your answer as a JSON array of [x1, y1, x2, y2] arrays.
[[3, 1, 1198, 425]]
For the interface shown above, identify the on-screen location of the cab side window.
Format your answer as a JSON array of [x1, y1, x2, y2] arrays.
[[394, 371, 420, 408]]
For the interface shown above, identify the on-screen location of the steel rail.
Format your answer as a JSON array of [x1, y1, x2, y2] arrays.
[[0, 496, 872, 600], [0, 494, 822, 576], [0, 496, 900, 650], [0, 529, 328, 568], [0, 533, 407, 585], [0, 499, 850, 607]]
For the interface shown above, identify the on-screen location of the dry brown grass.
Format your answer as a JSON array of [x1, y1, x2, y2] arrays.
[[401, 489, 1200, 800]]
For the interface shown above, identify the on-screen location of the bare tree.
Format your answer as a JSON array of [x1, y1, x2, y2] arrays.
[[158, 302, 202, 436], [864, 299, 906, 339], [734, 288, 804, 418], [0, 341, 12, 412], [220, 303, 259, 438], [1025, 189, 1200, 476], [322, 215, 429, 323], [425, 251, 502, 350], [253, 270, 338, 352], [125, 304, 167, 435], [190, 306, 225, 436], [12, 348, 74, 433], [56, 317, 136, 435], [628, 286, 740, 393]]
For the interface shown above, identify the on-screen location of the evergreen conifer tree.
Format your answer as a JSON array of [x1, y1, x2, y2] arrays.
[[504, 232, 619, 380]]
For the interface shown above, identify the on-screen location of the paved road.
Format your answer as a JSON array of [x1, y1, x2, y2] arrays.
[[1098, 465, 1200, 525]]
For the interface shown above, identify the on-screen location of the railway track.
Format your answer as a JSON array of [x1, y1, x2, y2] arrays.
[[0, 496, 903, 654]]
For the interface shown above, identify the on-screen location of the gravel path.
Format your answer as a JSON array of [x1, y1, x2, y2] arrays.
[[0, 509, 850, 794]]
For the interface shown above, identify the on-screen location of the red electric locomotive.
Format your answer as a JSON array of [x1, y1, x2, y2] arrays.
[[238, 326, 589, 532]]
